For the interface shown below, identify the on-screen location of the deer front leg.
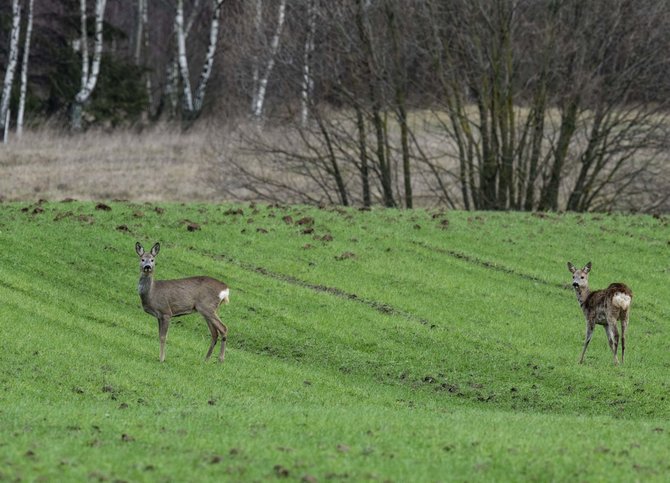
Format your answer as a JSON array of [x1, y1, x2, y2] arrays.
[[605, 320, 620, 365], [579, 320, 595, 364], [158, 315, 171, 362]]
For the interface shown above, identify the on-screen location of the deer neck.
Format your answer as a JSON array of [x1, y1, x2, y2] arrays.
[[138, 273, 154, 300], [575, 285, 590, 308]]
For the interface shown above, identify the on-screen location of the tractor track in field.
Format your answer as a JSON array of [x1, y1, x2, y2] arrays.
[[411, 240, 565, 290], [187, 247, 433, 327]]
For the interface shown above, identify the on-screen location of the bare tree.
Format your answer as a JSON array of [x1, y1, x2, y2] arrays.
[[1, 0, 22, 142], [424, 0, 670, 212]]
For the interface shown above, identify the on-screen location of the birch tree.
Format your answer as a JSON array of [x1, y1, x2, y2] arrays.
[[251, 0, 287, 119], [0, 0, 22, 142], [163, 0, 202, 118], [175, 0, 224, 118], [134, 0, 152, 112], [300, 0, 318, 126], [17, 0, 35, 138], [72, 0, 108, 130]]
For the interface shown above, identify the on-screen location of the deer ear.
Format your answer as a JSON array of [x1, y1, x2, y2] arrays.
[[583, 262, 592, 273], [135, 242, 144, 256], [150, 242, 160, 256], [567, 262, 576, 273]]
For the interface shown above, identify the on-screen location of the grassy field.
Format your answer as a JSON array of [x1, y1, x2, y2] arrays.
[[1, 201, 669, 481]]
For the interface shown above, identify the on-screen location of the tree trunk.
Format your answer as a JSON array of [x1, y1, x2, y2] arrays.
[[300, 0, 317, 126], [314, 113, 349, 206], [17, 0, 35, 138], [386, 1, 412, 208], [566, 107, 605, 211], [0, 0, 21, 138], [72, 0, 107, 130], [134, 0, 144, 65], [523, 83, 547, 211], [250, 0, 262, 113], [538, 97, 579, 211], [356, 0, 395, 207], [175, 0, 194, 112], [192, 0, 224, 114], [355, 104, 371, 207], [478, 91, 498, 209], [252, 0, 287, 119]]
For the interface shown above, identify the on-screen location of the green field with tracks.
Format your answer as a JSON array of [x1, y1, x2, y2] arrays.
[[1, 202, 669, 481]]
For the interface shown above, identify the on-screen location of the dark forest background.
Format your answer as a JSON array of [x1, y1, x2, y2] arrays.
[[2, 0, 670, 212]]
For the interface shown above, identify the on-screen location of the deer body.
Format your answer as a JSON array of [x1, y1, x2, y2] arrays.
[[136, 242, 230, 363], [568, 262, 632, 364]]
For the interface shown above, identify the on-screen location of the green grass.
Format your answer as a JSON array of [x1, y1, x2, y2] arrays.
[[1, 201, 669, 481]]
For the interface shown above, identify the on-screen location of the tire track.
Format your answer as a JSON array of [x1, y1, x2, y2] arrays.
[[187, 247, 433, 327], [411, 240, 564, 289]]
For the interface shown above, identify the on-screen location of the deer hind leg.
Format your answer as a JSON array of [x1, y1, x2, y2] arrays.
[[204, 319, 218, 361], [605, 318, 620, 365], [202, 311, 228, 363], [579, 320, 596, 364], [158, 315, 171, 362], [620, 311, 629, 364]]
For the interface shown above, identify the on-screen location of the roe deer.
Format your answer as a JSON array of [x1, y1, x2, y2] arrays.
[[567, 261, 632, 364], [135, 242, 230, 363]]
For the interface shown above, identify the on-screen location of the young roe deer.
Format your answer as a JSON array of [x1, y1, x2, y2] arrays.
[[135, 242, 230, 363], [567, 261, 632, 365]]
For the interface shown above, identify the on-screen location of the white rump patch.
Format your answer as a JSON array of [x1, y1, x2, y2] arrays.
[[612, 292, 631, 310], [219, 289, 230, 303]]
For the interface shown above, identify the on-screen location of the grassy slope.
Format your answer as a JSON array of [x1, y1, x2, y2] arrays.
[[0, 202, 669, 481]]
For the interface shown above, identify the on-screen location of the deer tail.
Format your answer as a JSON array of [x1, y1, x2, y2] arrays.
[[219, 288, 230, 304], [612, 292, 631, 310]]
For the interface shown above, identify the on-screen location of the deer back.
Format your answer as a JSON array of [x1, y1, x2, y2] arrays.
[[581, 283, 632, 321], [143, 276, 229, 317]]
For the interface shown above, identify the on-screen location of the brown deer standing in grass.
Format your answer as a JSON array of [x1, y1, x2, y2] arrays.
[[135, 242, 230, 363], [567, 261, 632, 365]]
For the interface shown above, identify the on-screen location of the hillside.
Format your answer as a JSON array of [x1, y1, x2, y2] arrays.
[[0, 201, 669, 481]]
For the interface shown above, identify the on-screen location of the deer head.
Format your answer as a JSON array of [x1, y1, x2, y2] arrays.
[[568, 261, 591, 290], [136, 242, 160, 275]]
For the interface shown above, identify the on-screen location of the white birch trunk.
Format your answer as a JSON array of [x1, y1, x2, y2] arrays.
[[73, 0, 107, 129], [0, 0, 22, 137], [175, 0, 194, 112], [3, 109, 10, 144], [252, 0, 287, 119], [79, 0, 89, 92], [141, 0, 152, 111], [134, 0, 144, 65], [17, 0, 35, 138], [300, 0, 318, 126], [193, 0, 224, 113], [75, 0, 107, 103], [250, 0, 262, 113], [162, 0, 201, 118]]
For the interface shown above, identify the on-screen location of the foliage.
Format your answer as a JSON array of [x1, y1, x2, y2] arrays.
[[1, 202, 669, 480]]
